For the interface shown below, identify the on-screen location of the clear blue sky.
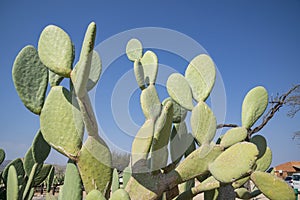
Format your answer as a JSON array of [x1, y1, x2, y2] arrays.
[[0, 0, 299, 166]]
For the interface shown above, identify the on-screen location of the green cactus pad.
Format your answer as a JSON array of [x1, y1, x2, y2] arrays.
[[77, 136, 112, 195], [2, 158, 25, 184], [178, 179, 195, 196], [86, 50, 102, 91], [46, 166, 55, 193], [184, 134, 196, 157], [122, 166, 132, 188], [38, 25, 73, 77], [110, 189, 131, 200], [184, 54, 216, 102], [235, 188, 252, 199], [232, 176, 250, 189], [241, 86, 268, 128], [33, 164, 53, 186], [40, 86, 84, 159], [140, 50, 158, 85], [131, 119, 154, 166], [0, 148, 5, 165], [7, 165, 19, 200], [255, 147, 272, 172], [250, 135, 267, 159], [167, 73, 194, 111], [61, 160, 82, 200], [220, 127, 248, 148], [23, 163, 40, 199], [204, 190, 218, 200], [134, 60, 145, 89], [151, 101, 173, 170], [153, 101, 173, 151], [209, 142, 259, 183], [126, 38, 143, 61], [112, 168, 120, 193], [32, 130, 51, 163], [162, 97, 187, 123], [250, 171, 295, 200], [175, 145, 223, 182], [24, 147, 35, 176], [85, 189, 106, 200], [190, 101, 216, 145], [49, 70, 64, 87], [12, 45, 48, 115], [71, 22, 96, 98], [170, 122, 188, 163], [140, 85, 161, 120]]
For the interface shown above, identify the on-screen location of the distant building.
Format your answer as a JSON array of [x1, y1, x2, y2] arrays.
[[274, 161, 300, 178]]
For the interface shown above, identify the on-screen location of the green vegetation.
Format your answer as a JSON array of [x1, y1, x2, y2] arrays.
[[0, 22, 296, 200]]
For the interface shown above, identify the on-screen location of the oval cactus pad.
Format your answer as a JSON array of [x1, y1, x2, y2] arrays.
[[38, 25, 73, 77], [185, 54, 216, 102], [209, 142, 259, 183], [12, 45, 48, 115], [40, 86, 84, 159], [241, 86, 268, 128]]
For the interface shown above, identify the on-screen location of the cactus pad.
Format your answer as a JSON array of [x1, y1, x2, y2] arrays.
[[140, 50, 158, 85], [86, 50, 102, 91], [110, 189, 131, 200], [250, 135, 267, 159], [185, 54, 216, 102], [255, 147, 272, 172], [153, 101, 173, 150], [38, 25, 73, 77], [220, 127, 248, 148], [134, 60, 145, 89], [131, 119, 154, 166], [209, 142, 259, 183], [0, 148, 5, 164], [242, 86, 268, 128], [122, 166, 132, 188], [7, 165, 19, 200], [77, 136, 112, 195], [151, 101, 173, 170], [33, 164, 53, 186], [126, 38, 143, 61], [167, 73, 194, 110], [162, 97, 187, 123], [250, 171, 295, 200], [71, 22, 96, 98], [2, 158, 25, 184], [24, 147, 36, 176], [190, 101, 216, 145], [32, 130, 51, 163], [235, 188, 252, 199], [49, 70, 64, 87], [170, 122, 188, 163], [175, 145, 223, 182], [12, 45, 48, 115], [112, 168, 120, 193], [85, 190, 106, 200], [140, 85, 161, 120], [40, 86, 84, 159], [60, 160, 82, 200]]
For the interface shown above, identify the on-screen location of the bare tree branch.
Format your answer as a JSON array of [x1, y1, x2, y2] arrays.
[[217, 124, 239, 129], [216, 85, 300, 137], [249, 84, 300, 136]]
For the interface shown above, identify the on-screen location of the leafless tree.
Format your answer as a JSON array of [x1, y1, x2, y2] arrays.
[[218, 84, 300, 139]]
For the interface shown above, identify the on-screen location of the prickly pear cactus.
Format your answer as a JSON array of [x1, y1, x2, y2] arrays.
[[123, 38, 295, 200], [0, 148, 5, 165], [10, 24, 295, 200]]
